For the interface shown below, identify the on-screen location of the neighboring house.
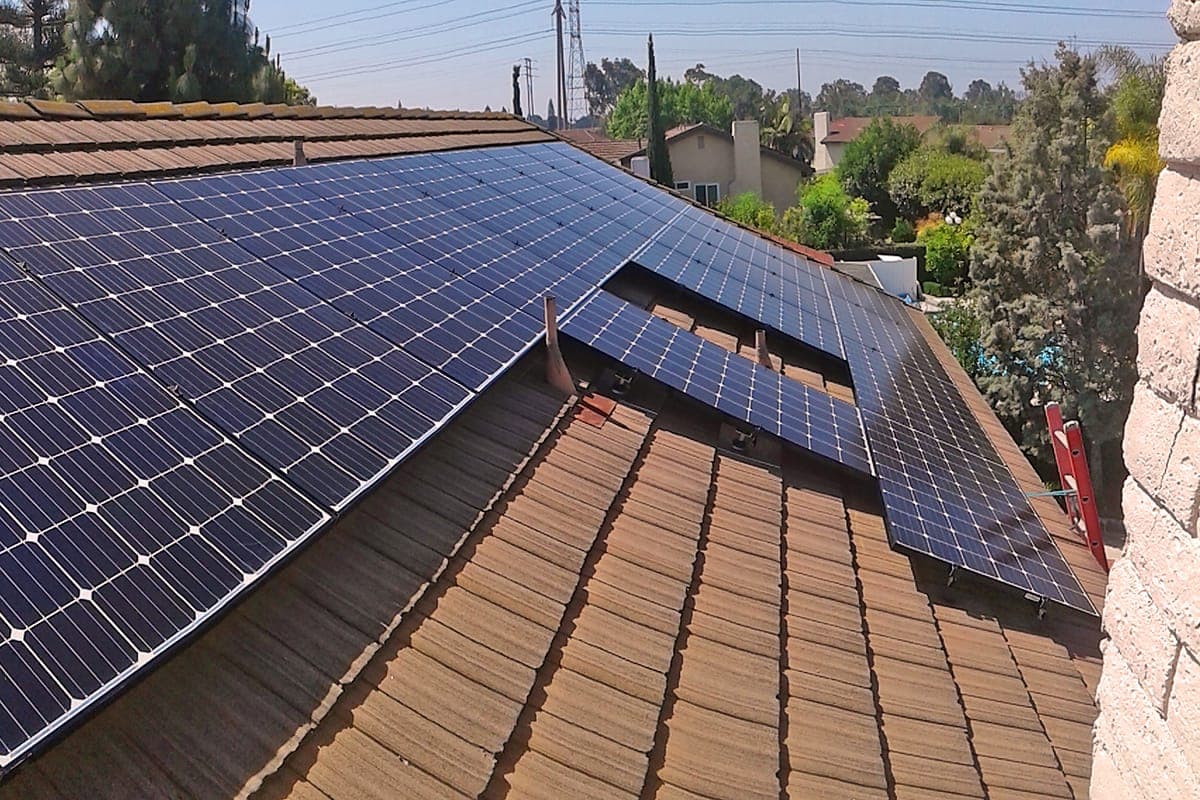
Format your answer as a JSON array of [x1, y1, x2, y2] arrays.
[[567, 121, 809, 213], [813, 111, 1012, 173], [1092, 4, 1200, 798], [0, 100, 1106, 800]]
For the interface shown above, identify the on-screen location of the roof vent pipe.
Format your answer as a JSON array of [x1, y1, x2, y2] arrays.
[[293, 139, 307, 166]]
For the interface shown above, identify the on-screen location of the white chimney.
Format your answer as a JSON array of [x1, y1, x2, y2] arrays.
[[630, 156, 651, 179], [813, 111, 832, 173], [730, 120, 762, 198]]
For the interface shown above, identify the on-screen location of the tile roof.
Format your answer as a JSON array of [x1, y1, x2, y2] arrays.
[[557, 128, 643, 163], [0, 99, 552, 187], [0, 107, 1101, 798], [0, 279, 1103, 799]]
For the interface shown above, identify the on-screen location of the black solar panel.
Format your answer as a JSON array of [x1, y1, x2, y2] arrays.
[[0, 255, 327, 769], [0, 183, 470, 510], [157, 167, 545, 392], [635, 209, 844, 358], [562, 290, 872, 475]]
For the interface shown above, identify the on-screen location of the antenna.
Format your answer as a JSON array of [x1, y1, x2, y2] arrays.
[[567, 0, 587, 125]]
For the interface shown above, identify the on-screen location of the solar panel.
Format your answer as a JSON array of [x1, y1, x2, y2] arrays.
[[157, 167, 546, 392], [562, 290, 872, 475], [635, 210, 844, 358], [0, 254, 328, 769], [0, 183, 471, 510], [826, 281, 1096, 612]]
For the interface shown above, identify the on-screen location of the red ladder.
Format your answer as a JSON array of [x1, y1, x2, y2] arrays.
[[1044, 402, 1109, 572]]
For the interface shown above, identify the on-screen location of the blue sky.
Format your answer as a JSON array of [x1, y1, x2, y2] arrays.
[[249, 0, 1176, 113]]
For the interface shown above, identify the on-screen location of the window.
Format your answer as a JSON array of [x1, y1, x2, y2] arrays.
[[674, 181, 691, 192], [694, 183, 720, 206]]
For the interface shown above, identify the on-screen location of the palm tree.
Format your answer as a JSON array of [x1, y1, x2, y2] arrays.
[[761, 95, 814, 175], [1096, 46, 1165, 243]]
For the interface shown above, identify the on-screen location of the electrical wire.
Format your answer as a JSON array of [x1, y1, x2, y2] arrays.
[[594, 0, 1162, 20]]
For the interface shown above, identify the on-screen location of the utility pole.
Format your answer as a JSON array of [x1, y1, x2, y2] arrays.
[[795, 47, 803, 123], [553, 0, 567, 131]]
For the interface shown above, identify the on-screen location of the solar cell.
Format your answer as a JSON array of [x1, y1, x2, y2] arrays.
[[0, 183, 470, 510], [0, 255, 327, 769], [562, 290, 872, 475]]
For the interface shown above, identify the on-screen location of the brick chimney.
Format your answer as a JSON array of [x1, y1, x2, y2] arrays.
[[1092, 2, 1200, 797], [730, 120, 762, 197]]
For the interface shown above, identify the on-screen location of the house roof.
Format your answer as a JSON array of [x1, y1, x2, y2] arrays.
[[609, 122, 809, 172], [0, 105, 1103, 799], [820, 115, 1012, 150], [558, 127, 643, 163], [0, 99, 552, 186]]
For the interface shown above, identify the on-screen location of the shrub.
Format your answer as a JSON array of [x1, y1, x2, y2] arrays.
[[779, 174, 869, 250], [918, 220, 973, 288], [888, 147, 986, 221], [891, 218, 916, 243], [716, 192, 777, 232], [922, 280, 947, 296], [929, 296, 984, 378]]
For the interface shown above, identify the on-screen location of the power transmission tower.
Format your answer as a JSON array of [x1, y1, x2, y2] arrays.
[[523, 58, 536, 121], [553, 0, 567, 131], [566, 0, 587, 125]]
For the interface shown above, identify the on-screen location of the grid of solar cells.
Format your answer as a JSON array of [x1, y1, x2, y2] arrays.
[[285, 153, 615, 320], [826, 275, 1094, 612], [157, 166, 544, 392], [0, 183, 470, 510], [0, 255, 328, 769], [563, 290, 871, 475], [636, 208, 844, 357]]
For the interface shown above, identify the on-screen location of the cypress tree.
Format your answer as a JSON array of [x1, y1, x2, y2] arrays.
[[512, 64, 522, 118], [970, 45, 1140, 490], [645, 34, 673, 186]]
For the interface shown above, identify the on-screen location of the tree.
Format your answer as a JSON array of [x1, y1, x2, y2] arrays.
[[283, 77, 315, 106], [814, 79, 867, 118], [546, 98, 557, 131], [888, 147, 986, 221], [970, 45, 1140, 489], [761, 94, 813, 173], [512, 64, 522, 118], [869, 75, 902, 113], [605, 77, 733, 139], [54, 0, 283, 103], [716, 192, 777, 231], [918, 71, 953, 103], [960, 79, 1018, 124], [645, 35, 673, 186], [0, 0, 65, 98], [836, 118, 921, 229], [1097, 46, 1165, 243], [584, 57, 644, 119], [779, 174, 869, 250]]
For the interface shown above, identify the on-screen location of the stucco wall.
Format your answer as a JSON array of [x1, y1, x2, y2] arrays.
[[667, 131, 735, 202], [1092, 4, 1200, 797], [760, 156, 806, 214]]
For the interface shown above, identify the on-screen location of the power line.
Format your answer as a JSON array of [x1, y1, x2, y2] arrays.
[[587, 24, 1172, 49], [294, 29, 551, 82], [272, 0, 458, 38], [594, 0, 1161, 19], [282, 1, 543, 61]]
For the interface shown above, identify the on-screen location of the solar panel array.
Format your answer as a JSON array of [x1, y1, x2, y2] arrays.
[[563, 290, 871, 475], [0, 138, 1093, 772]]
